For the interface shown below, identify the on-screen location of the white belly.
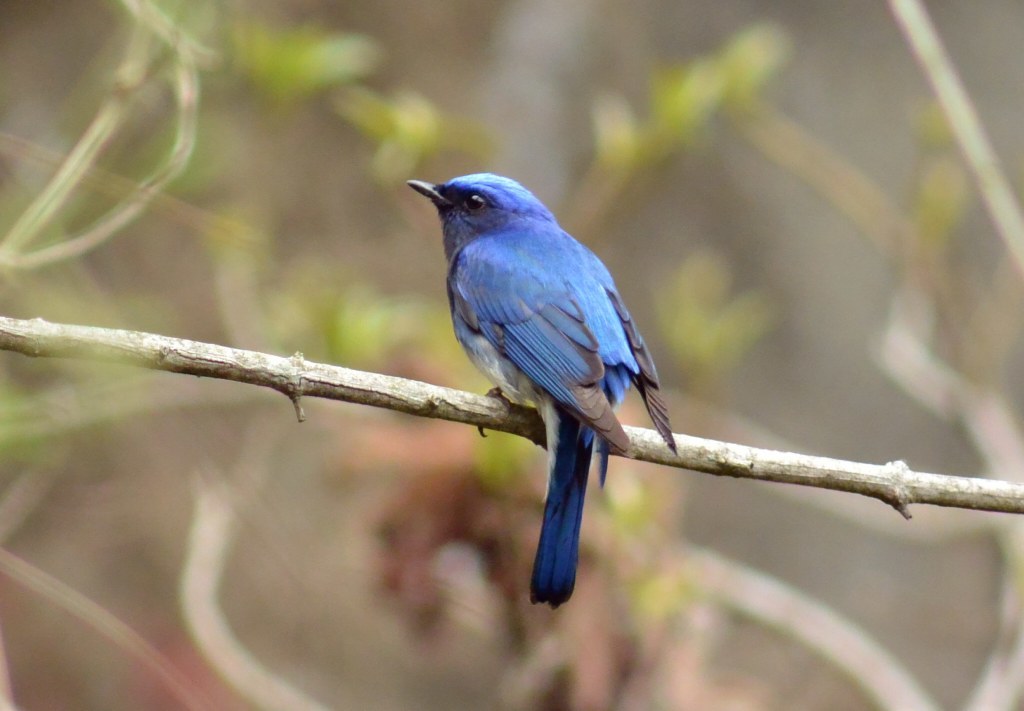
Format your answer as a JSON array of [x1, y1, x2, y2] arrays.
[[461, 330, 542, 405]]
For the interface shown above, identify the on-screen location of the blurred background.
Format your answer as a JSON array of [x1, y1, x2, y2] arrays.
[[1, 0, 1023, 709]]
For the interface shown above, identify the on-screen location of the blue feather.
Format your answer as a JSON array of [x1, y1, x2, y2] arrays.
[[531, 406, 592, 607]]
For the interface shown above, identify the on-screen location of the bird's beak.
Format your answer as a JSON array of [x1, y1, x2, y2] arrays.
[[407, 180, 453, 209]]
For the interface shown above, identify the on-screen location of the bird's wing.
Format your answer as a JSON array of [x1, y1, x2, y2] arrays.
[[451, 241, 630, 452], [604, 287, 675, 451], [558, 236, 675, 451]]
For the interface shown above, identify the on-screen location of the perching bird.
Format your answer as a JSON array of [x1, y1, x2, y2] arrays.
[[408, 173, 676, 607]]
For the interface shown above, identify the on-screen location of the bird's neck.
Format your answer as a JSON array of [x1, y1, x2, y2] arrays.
[[442, 233, 464, 264]]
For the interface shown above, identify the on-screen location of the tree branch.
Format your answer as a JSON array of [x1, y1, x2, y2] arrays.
[[2, 315, 1024, 517]]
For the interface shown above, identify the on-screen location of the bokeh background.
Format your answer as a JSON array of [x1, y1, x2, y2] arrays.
[[1, 1, 1024, 709]]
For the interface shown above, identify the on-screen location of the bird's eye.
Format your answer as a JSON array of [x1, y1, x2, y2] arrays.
[[465, 194, 486, 211]]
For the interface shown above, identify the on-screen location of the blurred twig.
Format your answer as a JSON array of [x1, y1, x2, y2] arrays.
[[0, 469, 55, 711], [0, 471, 54, 544], [0, 547, 215, 711], [11, 58, 200, 269], [730, 100, 912, 256], [0, 618, 13, 711], [0, 21, 151, 257], [0, 132, 235, 237], [878, 289, 1024, 480], [181, 460, 330, 711], [690, 547, 941, 711], [0, 0, 208, 269], [879, 289, 1024, 710], [963, 572, 1024, 711], [0, 377, 264, 448], [119, 0, 217, 63], [888, 0, 1024, 282], [3, 317, 1024, 517]]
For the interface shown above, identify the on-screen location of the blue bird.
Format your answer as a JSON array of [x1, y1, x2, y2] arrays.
[[408, 173, 676, 607]]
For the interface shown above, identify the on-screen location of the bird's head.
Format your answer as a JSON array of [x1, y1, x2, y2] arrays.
[[407, 173, 557, 259]]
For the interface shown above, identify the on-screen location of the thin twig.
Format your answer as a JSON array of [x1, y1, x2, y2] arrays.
[[2, 316, 1024, 517], [13, 59, 200, 269], [0, 547, 215, 711], [0, 23, 151, 256], [0, 471, 54, 544], [0, 378, 262, 448], [0, 617, 13, 711], [962, 573, 1024, 711], [878, 289, 1024, 480], [180, 470, 331, 711], [3, 0, 206, 270], [0, 132, 234, 237], [0, 470, 44, 707], [118, 0, 217, 65], [731, 100, 913, 256], [885, 6, 1024, 704], [879, 287, 1024, 709], [690, 547, 941, 711], [888, 0, 1024, 281]]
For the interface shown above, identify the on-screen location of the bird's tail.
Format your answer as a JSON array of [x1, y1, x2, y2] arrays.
[[531, 408, 594, 608]]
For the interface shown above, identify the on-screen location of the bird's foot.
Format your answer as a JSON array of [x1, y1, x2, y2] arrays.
[[478, 387, 513, 438], [485, 386, 512, 405]]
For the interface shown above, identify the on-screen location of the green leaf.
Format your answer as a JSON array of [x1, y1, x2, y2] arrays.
[[719, 23, 790, 110], [651, 59, 725, 150], [234, 22, 380, 105], [337, 88, 492, 185], [593, 93, 642, 170], [913, 156, 969, 246], [658, 251, 775, 391]]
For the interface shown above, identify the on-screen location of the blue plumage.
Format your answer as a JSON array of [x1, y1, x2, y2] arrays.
[[409, 173, 676, 607]]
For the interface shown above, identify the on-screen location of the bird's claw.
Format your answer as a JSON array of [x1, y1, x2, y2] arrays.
[[485, 386, 512, 406], [478, 387, 512, 438]]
